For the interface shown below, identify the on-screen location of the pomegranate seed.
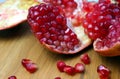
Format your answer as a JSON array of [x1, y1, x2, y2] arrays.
[[97, 65, 111, 79], [63, 65, 75, 75], [74, 63, 85, 73], [8, 76, 17, 79], [54, 77, 61, 79], [80, 53, 90, 64], [57, 60, 66, 72], [21, 59, 38, 73]]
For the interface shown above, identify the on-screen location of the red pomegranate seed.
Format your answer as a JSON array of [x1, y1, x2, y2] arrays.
[[63, 65, 75, 75], [97, 65, 111, 79], [57, 60, 66, 72], [21, 59, 38, 73], [80, 53, 90, 64], [8, 76, 17, 79], [54, 77, 61, 79], [74, 63, 85, 73]]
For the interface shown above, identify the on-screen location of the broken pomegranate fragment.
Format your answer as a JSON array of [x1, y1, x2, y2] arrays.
[[21, 59, 38, 73], [80, 53, 90, 64], [0, 0, 39, 30], [8, 76, 17, 79], [27, 1, 92, 54], [97, 65, 111, 79], [82, 0, 120, 56]]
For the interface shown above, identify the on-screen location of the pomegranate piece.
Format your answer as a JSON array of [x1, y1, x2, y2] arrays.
[[97, 65, 111, 79], [57, 60, 66, 72], [8, 76, 17, 79], [74, 63, 85, 73], [82, 0, 120, 56], [27, 2, 92, 54], [0, 0, 39, 30], [80, 53, 90, 64], [21, 59, 38, 73], [63, 65, 75, 75], [54, 77, 61, 79]]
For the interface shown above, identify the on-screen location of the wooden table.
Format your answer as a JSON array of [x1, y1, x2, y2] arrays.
[[0, 22, 119, 79]]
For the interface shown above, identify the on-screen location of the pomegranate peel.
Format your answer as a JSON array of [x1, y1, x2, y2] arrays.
[[0, 0, 39, 30]]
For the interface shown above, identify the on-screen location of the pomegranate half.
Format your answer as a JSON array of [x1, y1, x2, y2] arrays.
[[82, 0, 120, 56], [27, 0, 92, 54]]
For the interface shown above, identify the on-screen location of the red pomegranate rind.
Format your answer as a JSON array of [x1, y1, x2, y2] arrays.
[[22, 59, 38, 73], [27, 2, 92, 54], [0, 0, 39, 30]]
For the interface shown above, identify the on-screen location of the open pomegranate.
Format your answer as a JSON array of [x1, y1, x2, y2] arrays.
[[0, 0, 39, 30], [82, 0, 120, 56], [27, 0, 92, 54]]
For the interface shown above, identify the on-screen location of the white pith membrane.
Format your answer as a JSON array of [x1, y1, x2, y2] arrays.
[[32, 0, 92, 54], [0, 0, 39, 30]]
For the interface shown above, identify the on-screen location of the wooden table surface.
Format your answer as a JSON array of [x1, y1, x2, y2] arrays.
[[0, 22, 119, 79]]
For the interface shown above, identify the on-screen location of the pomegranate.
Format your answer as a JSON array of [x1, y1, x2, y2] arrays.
[[27, 1, 92, 54], [0, 0, 39, 30], [21, 59, 38, 73], [97, 65, 111, 79], [82, 0, 120, 56]]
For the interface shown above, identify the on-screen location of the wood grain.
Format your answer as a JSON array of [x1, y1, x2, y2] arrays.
[[0, 22, 120, 79]]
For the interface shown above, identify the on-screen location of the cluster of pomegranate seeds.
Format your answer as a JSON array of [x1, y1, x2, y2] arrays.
[[8, 76, 17, 79], [96, 21, 120, 49], [80, 53, 90, 64], [21, 59, 38, 73], [82, 0, 120, 40], [82, 0, 96, 12], [43, 0, 77, 17], [97, 65, 111, 79], [27, 3, 81, 53], [56, 60, 85, 75]]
